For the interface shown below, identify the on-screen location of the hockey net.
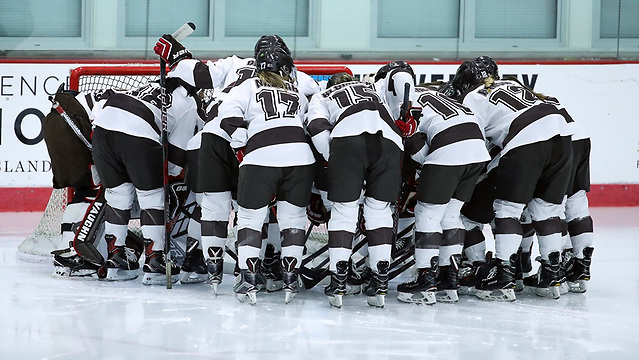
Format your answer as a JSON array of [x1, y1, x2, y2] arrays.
[[18, 63, 351, 261]]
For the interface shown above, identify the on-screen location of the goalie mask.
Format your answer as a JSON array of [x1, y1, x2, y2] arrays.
[[254, 35, 290, 57], [255, 44, 294, 78], [374, 61, 415, 83]]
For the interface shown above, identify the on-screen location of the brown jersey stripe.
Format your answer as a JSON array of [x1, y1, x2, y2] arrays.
[[245, 126, 309, 155], [502, 103, 560, 148], [168, 143, 187, 167], [104, 93, 161, 135], [337, 101, 399, 135], [429, 122, 484, 154], [220, 116, 246, 138], [307, 117, 333, 137]]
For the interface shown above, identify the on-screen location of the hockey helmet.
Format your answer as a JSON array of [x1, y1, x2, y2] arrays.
[[254, 35, 291, 57], [451, 60, 490, 95], [473, 55, 499, 80], [327, 72, 356, 88], [438, 80, 460, 100], [374, 61, 415, 83], [255, 43, 294, 78]]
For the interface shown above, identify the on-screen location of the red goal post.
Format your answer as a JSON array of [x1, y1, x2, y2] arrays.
[[18, 63, 350, 261]]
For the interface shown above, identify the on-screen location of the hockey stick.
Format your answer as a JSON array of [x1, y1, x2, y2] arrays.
[[161, 22, 196, 289], [49, 96, 92, 150]]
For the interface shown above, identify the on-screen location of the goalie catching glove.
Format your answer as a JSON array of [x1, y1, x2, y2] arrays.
[[154, 34, 192, 69]]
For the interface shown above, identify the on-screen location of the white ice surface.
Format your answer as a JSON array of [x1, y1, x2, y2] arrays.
[[1, 207, 638, 360]]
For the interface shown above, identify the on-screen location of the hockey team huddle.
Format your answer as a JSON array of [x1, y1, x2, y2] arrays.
[[47, 33, 594, 308]]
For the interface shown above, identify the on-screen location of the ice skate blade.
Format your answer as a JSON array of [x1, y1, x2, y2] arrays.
[[266, 279, 283, 292], [327, 294, 343, 309], [458, 286, 478, 296], [435, 289, 459, 303], [179, 271, 208, 284], [515, 280, 525, 292], [397, 291, 436, 305], [105, 268, 139, 281], [284, 290, 296, 304], [208, 281, 220, 295], [558, 282, 569, 295], [367, 294, 386, 308], [52, 266, 98, 279], [236, 291, 257, 305], [142, 272, 179, 285], [535, 285, 561, 299], [568, 280, 588, 293], [475, 288, 516, 302]]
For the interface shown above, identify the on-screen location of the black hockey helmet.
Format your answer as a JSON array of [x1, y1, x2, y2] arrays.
[[474, 55, 499, 80], [254, 35, 290, 57], [255, 43, 294, 77], [374, 61, 415, 83], [327, 72, 356, 88], [451, 60, 490, 95], [438, 80, 460, 99]]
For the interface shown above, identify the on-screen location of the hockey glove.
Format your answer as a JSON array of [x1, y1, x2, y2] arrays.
[[154, 34, 192, 69], [395, 117, 417, 138], [395, 107, 421, 138], [234, 147, 246, 163], [306, 192, 328, 225]]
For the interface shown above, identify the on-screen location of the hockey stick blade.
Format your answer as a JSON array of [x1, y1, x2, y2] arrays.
[[172, 22, 196, 42]]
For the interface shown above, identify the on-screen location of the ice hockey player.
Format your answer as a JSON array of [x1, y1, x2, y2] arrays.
[[91, 59, 210, 285], [44, 85, 150, 279], [216, 41, 315, 305], [306, 63, 409, 309], [452, 56, 573, 301], [520, 95, 595, 294], [397, 74, 490, 305]]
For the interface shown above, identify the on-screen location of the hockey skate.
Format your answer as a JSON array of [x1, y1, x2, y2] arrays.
[[475, 256, 517, 302], [458, 251, 492, 296], [364, 260, 390, 308], [525, 251, 562, 299], [142, 246, 180, 285], [234, 258, 261, 305], [261, 244, 283, 292], [206, 246, 225, 294], [52, 246, 102, 278], [104, 235, 140, 281], [281, 257, 299, 304], [557, 248, 574, 295], [514, 247, 533, 292], [347, 263, 371, 296], [565, 247, 594, 293], [436, 254, 462, 303], [397, 257, 437, 305], [325, 261, 348, 309], [179, 238, 208, 284]]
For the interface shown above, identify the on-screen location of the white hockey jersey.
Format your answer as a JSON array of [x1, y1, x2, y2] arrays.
[[218, 76, 314, 168], [93, 83, 203, 175], [408, 87, 490, 166], [306, 81, 404, 162], [461, 79, 573, 158], [201, 56, 321, 143]]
